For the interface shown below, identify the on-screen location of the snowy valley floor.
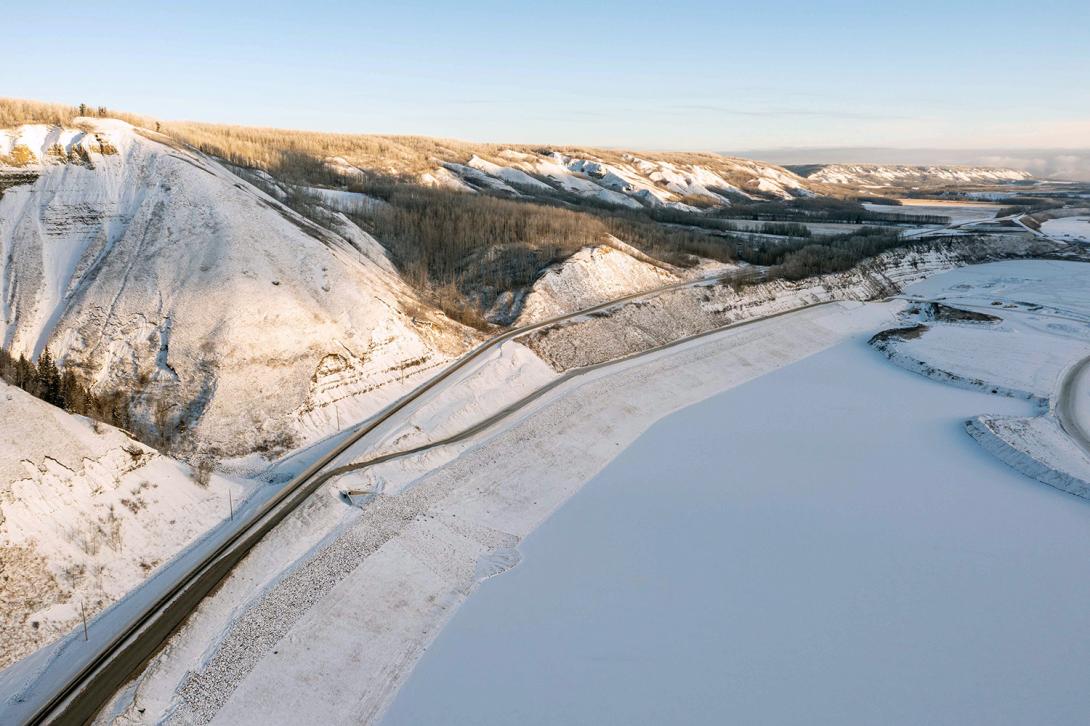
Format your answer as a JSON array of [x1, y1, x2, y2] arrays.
[[95, 260, 1090, 725]]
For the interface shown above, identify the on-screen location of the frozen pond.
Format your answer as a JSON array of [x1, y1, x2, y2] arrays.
[[384, 312, 1090, 724]]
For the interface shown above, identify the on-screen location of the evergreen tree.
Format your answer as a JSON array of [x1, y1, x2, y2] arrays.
[[60, 368, 86, 414], [36, 348, 63, 407], [14, 354, 34, 393]]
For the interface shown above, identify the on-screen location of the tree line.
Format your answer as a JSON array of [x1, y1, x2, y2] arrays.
[[346, 185, 739, 326], [763, 228, 908, 280], [0, 347, 136, 432]]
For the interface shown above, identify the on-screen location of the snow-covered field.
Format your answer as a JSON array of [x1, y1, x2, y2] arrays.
[[1041, 216, 1090, 241], [71, 251, 1084, 725], [863, 199, 1002, 224], [881, 260, 1090, 500], [383, 331, 1090, 726], [378, 259, 1090, 725]]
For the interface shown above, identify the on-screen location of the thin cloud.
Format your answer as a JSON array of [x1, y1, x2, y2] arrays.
[[672, 104, 914, 121]]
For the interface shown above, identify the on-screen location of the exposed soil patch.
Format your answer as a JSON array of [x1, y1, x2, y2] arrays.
[[925, 302, 1001, 324], [869, 324, 928, 345]]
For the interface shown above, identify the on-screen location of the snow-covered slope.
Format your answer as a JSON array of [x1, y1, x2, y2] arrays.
[[793, 163, 1033, 188], [0, 380, 245, 669], [512, 241, 681, 325], [418, 148, 817, 208], [0, 119, 472, 460]]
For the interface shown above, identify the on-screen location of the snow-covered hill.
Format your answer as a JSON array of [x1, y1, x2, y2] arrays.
[[328, 146, 818, 208], [0, 379, 245, 669], [791, 163, 1033, 188], [0, 119, 472, 461], [506, 238, 726, 325]]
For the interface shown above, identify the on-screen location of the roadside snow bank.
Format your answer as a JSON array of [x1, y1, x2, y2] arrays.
[[966, 415, 1090, 499]]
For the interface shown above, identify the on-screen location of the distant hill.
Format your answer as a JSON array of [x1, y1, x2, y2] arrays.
[[787, 163, 1033, 188]]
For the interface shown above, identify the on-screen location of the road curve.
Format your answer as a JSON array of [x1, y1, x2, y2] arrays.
[[1055, 355, 1090, 457], [8, 267, 760, 726]]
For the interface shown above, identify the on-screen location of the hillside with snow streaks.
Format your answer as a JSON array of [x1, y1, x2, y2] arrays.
[[512, 242, 681, 325], [421, 148, 817, 207], [793, 163, 1033, 187], [0, 119, 471, 461]]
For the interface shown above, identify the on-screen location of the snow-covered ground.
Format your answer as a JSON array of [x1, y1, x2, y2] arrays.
[[521, 237, 1051, 373], [904, 260, 1090, 317], [299, 185, 387, 215], [63, 257, 1088, 725], [95, 301, 902, 724], [873, 313, 1089, 401], [1041, 216, 1090, 241], [0, 381, 246, 670], [383, 336, 1090, 726], [878, 261, 1090, 500]]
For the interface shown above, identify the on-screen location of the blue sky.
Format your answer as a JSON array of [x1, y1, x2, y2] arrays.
[[4, 0, 1087, 150]]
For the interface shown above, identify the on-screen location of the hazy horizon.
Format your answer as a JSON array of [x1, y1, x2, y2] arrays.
[[728, 147, 1090, 181]]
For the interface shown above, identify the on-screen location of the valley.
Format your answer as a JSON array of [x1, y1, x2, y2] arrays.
[[1, 97, 1090, 725]]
